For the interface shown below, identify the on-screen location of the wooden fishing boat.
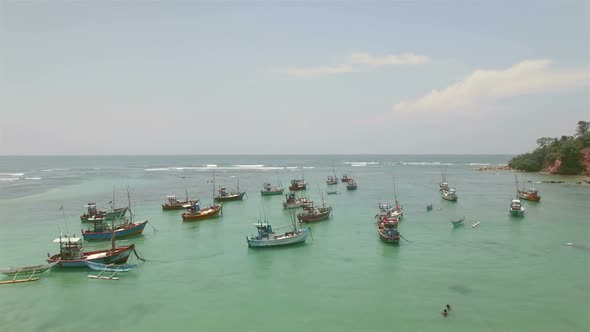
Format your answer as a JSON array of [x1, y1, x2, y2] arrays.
[[378, 217, 400, 245], [162, 193, 196, 210], [0, 262, 57, 276], [451, 217, 465, 227], [261, 182, 284, 196], [341, 174, 352, 183], [182, 201, 222, 221], [83, 190, 148, 241], [86, 261, 137, 272], [103, 207, 128, 220], [297, 201, 332, 223], [326, 169, 338, 185], [518, 187, 541, 202], [46, 235, 135, 268], [80, 203, 106, 222], [509, 198, 525, 216], [214, 186, 245, 201], [289, 179, 308, 191], [346, 179, 358, 190], [282, 193, 308, 209], [246, 214, 310, 248], [82, 219, 148, 241]]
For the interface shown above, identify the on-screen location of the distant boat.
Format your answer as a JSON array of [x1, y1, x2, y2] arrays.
[[441, 188, 458, 201], [297, 200, 332, 223], [326, 190, 338, 195], [86, 261, 137, 272], [510, 174, 525, 216], [451, 217, 465, 227], [213, 175, 245, 202], [289, 179, 308, 191], [426, 204, 433, 211], [261, 182, 284, 196], [346, 179, 358, 190], [246, 213, 310, 248], [162, 192, 196, 210], [341, 174, 352, 183], [182, 201, 222, 221], [282, 193, 308, 209], [326, 168, 338, 185]]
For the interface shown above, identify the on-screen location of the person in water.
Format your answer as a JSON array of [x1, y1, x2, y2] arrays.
[[441, 309, 448, 317], [446, 304, 452, 311]]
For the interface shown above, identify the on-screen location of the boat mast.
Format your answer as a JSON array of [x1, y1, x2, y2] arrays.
[[127, 187, 133, 223], [112, 185, 115, 211]]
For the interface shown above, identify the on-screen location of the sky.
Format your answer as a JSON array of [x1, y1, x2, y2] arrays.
[[1, 0, 589, 155]]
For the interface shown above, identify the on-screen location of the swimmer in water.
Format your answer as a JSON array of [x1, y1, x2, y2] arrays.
[[442, 309, 448, 317], [446, 304, 451, 311]]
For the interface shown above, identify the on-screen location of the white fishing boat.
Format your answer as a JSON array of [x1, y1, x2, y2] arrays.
[[509, 198, 525, 216], [246, 213, 310, 248], [442, 188, 458, 201]]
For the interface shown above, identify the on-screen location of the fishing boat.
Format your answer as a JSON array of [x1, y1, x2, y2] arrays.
[[80, 203, 106, 222], [46, 234, 135, 268], [326, 190, 338, 195], [451, 217, 465, 227], [260, 182, 284, 196], [246, 214, 310, 248], [282, 193, 308, 209], [213, 175, 245, 202], [390, 179, 404, 219], [518, 187, 541, 202], [510, 174, 525, 216], [297, 200, 332, 223], [341, 174, 352, 183], [509, 198, 525, 216], [0, 262, 57, 276], [162, 192, 196, 210], [441, 188, 458, 201], [182, 201, 222, 221], [289, 179, 308, 191], [82, 191, 148, 241], [377, 217, 400, 245], [326, 169, 338, 185], [346, 179, 358, 190]]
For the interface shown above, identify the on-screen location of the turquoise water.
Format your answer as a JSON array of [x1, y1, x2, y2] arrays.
[[0, 155, 589, 332]]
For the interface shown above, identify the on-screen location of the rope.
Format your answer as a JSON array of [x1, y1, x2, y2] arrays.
[[133, 248, 148, 262], [147, 221, 159, 234], [400, 234, 413, 243]]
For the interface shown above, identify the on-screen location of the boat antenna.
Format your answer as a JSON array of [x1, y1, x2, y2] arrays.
[[59, 204, 69, 234]]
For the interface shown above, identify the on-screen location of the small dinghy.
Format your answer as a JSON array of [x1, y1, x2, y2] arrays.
[[451, 217, 465, 227], [87, 261, 137, 281]]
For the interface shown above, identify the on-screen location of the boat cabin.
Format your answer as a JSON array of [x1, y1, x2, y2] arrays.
[[218, 187, 228, 197], [52, 235, 84, 260], [167, 195, 179, 205], [285, 193, 296, 203], [510, 199, 522, 209], [85, 203, 98, 216], [254, 223, 273, 239], [263, 183, 272, 191]]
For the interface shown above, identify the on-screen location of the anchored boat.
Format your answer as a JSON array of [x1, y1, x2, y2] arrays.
[[297, 200, 332, 223], [326, 168, 338, 185], [282, 193, 308, 209], [261, 182, 284, 196], [346, 179, 358, 190], [182, 201, 222, 221], [246, 213, 310, 248], [46, 234, 135, 268]]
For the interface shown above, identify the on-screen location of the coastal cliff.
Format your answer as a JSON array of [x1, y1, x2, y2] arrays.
[[509, 121, 590, 175]]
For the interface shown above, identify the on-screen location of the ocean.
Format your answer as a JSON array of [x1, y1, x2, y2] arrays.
[[0, 155, 588, 332]]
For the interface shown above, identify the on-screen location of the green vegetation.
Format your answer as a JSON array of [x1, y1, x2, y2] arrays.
[[509, 121, 590, 175]]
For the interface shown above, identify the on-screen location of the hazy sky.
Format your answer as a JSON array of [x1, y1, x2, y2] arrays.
[[1, 1, 589, 155]]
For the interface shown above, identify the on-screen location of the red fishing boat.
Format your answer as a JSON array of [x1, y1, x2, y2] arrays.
[[297, 201, 331, 223], [182, 201, 222, 222], [378, 217, 400, 245]]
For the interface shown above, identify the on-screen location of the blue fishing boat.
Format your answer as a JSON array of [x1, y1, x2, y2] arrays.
[[82, 220, 148, 241]]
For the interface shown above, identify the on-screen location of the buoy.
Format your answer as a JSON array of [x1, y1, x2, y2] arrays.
[[472, 222, 480, 228], [566, 243, 574, 247]]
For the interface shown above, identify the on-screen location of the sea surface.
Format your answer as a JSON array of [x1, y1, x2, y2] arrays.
[[0, 155, 589, 332]]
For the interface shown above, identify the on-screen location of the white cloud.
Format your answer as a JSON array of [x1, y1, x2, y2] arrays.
[[280, 52, 430, 78], [392, 59, 590, 113]]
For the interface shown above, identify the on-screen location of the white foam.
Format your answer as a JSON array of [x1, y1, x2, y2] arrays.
[[41, 168, 68, 172], [0, 177, 19, 181], [203, 164, 218, 168], [0, 173, 24, 176], [144, 168, 170, 171], [25, 177, 42, 180], [303, 167, 315, 169], [345, 161, 379, 167], [468, 163, 491, 166], [402, 162, 453, 166], [234, 164, 265, 169]]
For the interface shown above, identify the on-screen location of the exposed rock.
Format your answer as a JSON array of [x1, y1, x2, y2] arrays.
[[478, 164, 512, 171]]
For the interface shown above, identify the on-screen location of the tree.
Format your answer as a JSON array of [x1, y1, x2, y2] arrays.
[[558, 139, 585, 175], [576, 120, 589, 137], [536, 137, 554, 148]]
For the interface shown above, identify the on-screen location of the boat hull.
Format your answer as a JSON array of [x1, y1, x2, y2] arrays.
[[298, 209, 331, 223], [509, 209, 525, 217], [162, 203, 189, 210], [0, 262, 58, 276], [182, 206, 222, 221], [82, 220, 148, 241], [247, 228, 309, 247], [442, 194, 458, 201], [47, 245, 135, 268], [378, 232, 400, 244], [261, 189, 284, 196], [518, 193, 541, 202], [214, 193, 245, 202]]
